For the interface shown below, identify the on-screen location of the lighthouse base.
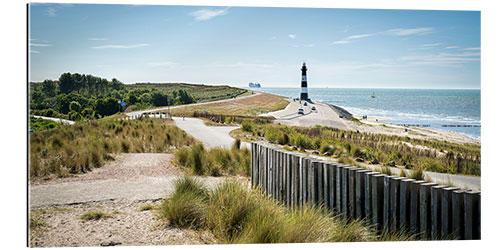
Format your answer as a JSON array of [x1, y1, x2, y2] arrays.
[[300, 93, 308, 101]]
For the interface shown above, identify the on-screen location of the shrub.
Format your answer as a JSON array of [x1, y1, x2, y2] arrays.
[[190, 143, 205, 175], [160, 192, 207, 228], [241, 121, 253, 132], [159, 177, 208, 228], [80, 211, 112, 221], [231, 139, 241, 151]]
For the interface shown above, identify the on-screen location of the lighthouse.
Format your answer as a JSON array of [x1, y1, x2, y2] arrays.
[[300, 62, 308, 101]]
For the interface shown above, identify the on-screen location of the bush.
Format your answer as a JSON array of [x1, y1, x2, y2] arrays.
[[241, 121, 253, 132]]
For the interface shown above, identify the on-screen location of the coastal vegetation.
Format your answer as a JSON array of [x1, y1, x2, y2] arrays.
[[30, 116, 58, 131], [159, 177, 416, 244], [174, 140, 251, 177], [236, 121, 481, 176], [30, 73, 248, 121], [29, 118, 196, 180]]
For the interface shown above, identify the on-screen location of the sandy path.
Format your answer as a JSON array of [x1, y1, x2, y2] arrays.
[[30, 199, 215, 247], [29, 153, 244, 247], [30, 154, 230, 208]]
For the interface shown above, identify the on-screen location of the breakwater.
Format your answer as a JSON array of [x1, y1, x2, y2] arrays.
[[251, 142, 480, 240]]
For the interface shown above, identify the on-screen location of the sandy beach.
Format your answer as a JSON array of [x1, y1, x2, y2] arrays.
[[262, 98, 479, 146]]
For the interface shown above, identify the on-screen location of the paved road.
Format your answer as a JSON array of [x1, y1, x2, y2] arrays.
[[304, 153, 480, 191], [362, 164, 480, 191], [173, 117, 249, 149], [32, 115, 75, 125]]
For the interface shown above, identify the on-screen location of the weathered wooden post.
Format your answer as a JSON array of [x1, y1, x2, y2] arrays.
[[292, 153, 300, 207], [389, 177, 405, 231], [410, 180, 426, 235], [420, 182, 437, 238], [451, 190, 465, 239], [431, 185, 447, 240], [372, 174, 386, 230], [399, 179, 413, 230], [383, 175, 392, 229], [355, 170, 370, 220], [336, 164, 343, 213], [328, 163, 336, 210], [441, 187, 460, 239], [464, 191, 480, 240], [364, 172, 379, 222], [341, 165, 351, 217], [317, 161, 324, 205], [348, 167, 358, 217]]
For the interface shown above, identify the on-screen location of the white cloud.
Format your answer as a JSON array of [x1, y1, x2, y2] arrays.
[[30, 50, 40, 54], [88, 38, 107, 41], [332, 33, 375, 45], [190, 8, 228, 21], [386, 27, 433, 36], [44, 4, 72, 17], [423, 43, 442, 47], [332, 40, 352, 45], [46, 7, 56, 17], [29, 43, 51, 47], [288, 34, 296, 39], [445, 46, 459, 49], [346, 33, 374, 40], [462, 47, 481, 51], [304, 44, 314, 47], [400, 51, 480, 66], [91, 43, 150, 49], [148, 61, 176, 67]]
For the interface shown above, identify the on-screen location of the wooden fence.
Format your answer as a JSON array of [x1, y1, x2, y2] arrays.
[[251, 142, 481, 240]]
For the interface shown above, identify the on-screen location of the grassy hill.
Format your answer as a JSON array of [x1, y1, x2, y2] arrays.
[[126, 83, 248, 103]]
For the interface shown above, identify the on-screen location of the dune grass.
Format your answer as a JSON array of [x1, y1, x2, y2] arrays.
[[29, 118, 197, 180], [239, 121, 481, 176], [79, 211, 112, 221], [159, 177, 417, 244], [174, 140, 251, 177]]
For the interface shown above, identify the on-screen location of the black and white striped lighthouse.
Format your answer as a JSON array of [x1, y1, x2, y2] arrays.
[[300, 62, 308, 100]]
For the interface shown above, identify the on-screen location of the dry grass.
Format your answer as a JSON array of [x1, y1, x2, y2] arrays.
[[166, 93, 289, 117], [29, 118, 197, 180]]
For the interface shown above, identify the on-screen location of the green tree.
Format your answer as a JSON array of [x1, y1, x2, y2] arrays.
[[41, 80, 59, 97], [95, 97, 119, 116], [139, 93, 152, 104], [59, 72, 74, 93], [69, 101, 82, 113]]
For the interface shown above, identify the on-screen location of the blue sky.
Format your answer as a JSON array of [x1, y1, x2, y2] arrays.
[[28, 4, 480, 89]]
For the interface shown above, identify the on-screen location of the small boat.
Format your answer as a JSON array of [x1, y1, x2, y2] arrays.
[[371, 91, 376, 98]]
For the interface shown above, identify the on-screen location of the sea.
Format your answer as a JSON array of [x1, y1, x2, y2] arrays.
[[250, 88, 481, 141]]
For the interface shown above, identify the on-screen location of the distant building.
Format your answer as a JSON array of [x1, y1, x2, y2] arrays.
[[249, 82, 261, 88], [300, 62, 308, 100]]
